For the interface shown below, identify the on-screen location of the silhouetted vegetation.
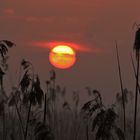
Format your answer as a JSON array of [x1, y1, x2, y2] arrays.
[[0, 33, 139, 140], [133, 26, 140, 140]]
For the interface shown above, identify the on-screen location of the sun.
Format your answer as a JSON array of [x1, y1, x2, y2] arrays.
[[49, 45, 76, 69]]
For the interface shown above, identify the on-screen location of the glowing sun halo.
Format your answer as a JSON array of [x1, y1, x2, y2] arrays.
[[49, 45, 76, 69]]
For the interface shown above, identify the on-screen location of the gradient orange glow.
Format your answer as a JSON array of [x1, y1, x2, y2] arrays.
[[49, 45, 76, 69], [32, 41, 95, 52]]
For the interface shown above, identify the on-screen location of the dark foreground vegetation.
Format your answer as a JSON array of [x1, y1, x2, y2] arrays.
[[0, 30, 140, 140]]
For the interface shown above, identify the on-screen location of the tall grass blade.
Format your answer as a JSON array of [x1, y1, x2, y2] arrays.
[[133, 53, 139, 140], [115, 41, 126, 138]]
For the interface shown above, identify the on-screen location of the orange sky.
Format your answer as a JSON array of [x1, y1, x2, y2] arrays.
[[0, 0, 140, 103]]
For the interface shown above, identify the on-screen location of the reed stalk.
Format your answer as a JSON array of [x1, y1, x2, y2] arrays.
[[115, 42, 126, 138]]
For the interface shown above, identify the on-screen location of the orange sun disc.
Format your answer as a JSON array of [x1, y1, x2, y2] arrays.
[[49, 45, 76, 69]]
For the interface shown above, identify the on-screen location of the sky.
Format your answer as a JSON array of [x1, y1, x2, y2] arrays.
[[0, 0, 140, 104]]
